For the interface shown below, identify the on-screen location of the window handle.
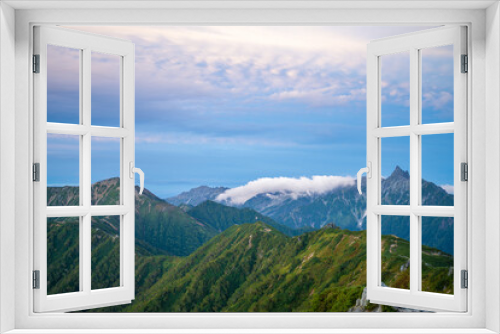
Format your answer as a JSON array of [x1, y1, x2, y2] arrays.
[[357, 162, 371, 195], [129, 162, 145, 195]]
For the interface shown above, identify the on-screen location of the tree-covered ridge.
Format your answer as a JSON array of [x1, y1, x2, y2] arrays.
[[47, 179, 220, 257], [47, 217, 122, 293], [46, 175, 454, 312], [47, 186, 79, 206], [187, 200, 314, 237], [47, 218, 80, 294], [81, 222, 452, 312], [134, 186, 219, 256], [47, 179, 308, 257], [48, 220, 453, 312]]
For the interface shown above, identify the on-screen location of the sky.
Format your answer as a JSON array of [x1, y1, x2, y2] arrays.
[[46, 26, 455, 198]]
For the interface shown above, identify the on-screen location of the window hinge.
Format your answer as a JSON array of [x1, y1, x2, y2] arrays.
[[33, 54, 40, 73], [461, 270, 468, 289], [33, 163, 40, 182], [461, 54, 468, 73], [33, 270, 40, 289], [461, 162, 468, 181]]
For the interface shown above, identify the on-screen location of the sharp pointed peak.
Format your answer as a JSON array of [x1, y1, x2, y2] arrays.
[[389, 166, 410, 179]]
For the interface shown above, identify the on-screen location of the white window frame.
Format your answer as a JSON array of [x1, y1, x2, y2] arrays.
[[33, 26, 136, 312], [1, 2, 499, 333], [365, 26, 467, 312]]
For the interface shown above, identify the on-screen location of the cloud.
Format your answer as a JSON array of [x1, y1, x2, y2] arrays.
[[61, 26, 440, 115], [216, 175, 355, 205], [441, 184, 454, 194], [67, 26, 371, 109], [135, 132, 294, 147], [47, 134, 79, 158], [269, 86, 366, 107], [91, 137, 120, 143], [422, 91, 453, 110], [58, 26, 443, 136]]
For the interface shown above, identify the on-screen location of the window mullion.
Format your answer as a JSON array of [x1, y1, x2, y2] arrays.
[[78, 48, 84, 292], [82, 47, 92, 293], [409, 47, 420, 294]]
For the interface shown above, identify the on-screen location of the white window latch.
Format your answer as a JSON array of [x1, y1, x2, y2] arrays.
[[356, 162, 371, 195], [129, 161, 145, 195]]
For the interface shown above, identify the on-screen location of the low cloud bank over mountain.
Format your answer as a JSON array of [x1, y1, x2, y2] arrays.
[[216, 175, 355, 205]]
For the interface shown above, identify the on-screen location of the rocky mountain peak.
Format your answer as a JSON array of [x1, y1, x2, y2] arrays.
[[388, 166, 410, 180], [166, 185, 229, 206]]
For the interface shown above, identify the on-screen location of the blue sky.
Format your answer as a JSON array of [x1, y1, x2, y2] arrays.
[[46, 26, 454, 198]]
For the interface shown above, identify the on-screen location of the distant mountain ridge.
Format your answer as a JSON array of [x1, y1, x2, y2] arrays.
[[166, 167, 455, 254], [48, 178, 219, 257], [167, 167, 453, 230], [166, 186, 229, 206], [47, 179, 305, 257]]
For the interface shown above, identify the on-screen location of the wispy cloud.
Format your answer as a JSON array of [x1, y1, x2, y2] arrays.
[[69, 26, 370, 109], [135, 132, 294, 147], [422, 91, 453, 110], [216, 175, 355, 205], [269, 87, 366, 107]]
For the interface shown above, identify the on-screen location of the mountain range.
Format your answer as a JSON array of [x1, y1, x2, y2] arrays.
[[46, 170, 454, 312], [166, 186, 229, 206], [166, 167, 455, 254], [84, 221, 452, 312], [47, 178, 308, 258]]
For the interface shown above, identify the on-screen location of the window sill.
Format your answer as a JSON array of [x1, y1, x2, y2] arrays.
[[4, 329, 498, 334]]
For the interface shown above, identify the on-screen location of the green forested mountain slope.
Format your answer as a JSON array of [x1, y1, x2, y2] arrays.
[[50, 220, 453, 312], [47, 178, 454, 312], [47, 178, 219, 257], [188, 200, 314, 236], [87, 223, 453, 313], [47, 218, 81, 294], [48, 179, 308, 257], [47, 217, 122, 293], [134, 185, 218, 256]]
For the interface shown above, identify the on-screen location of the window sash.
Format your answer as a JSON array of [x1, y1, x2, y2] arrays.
[[33, 26, 135, 313], [366, 26, 468, 312]]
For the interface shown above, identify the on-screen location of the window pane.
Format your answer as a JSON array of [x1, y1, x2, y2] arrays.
[[422, 133, 454, 206], [91, 216, 121, 290], [381, 136, 410, 205], [421, 217, 454, 294], [47, 217, 80, 295], [91, 137, 121, 205], [381, 51, 410, 127], [92, 52, 121, 127], [47, 45, 80, 124], [381, 215, 410, 290], [421, 45, 454, 124], [47, 134, 80, 206]]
